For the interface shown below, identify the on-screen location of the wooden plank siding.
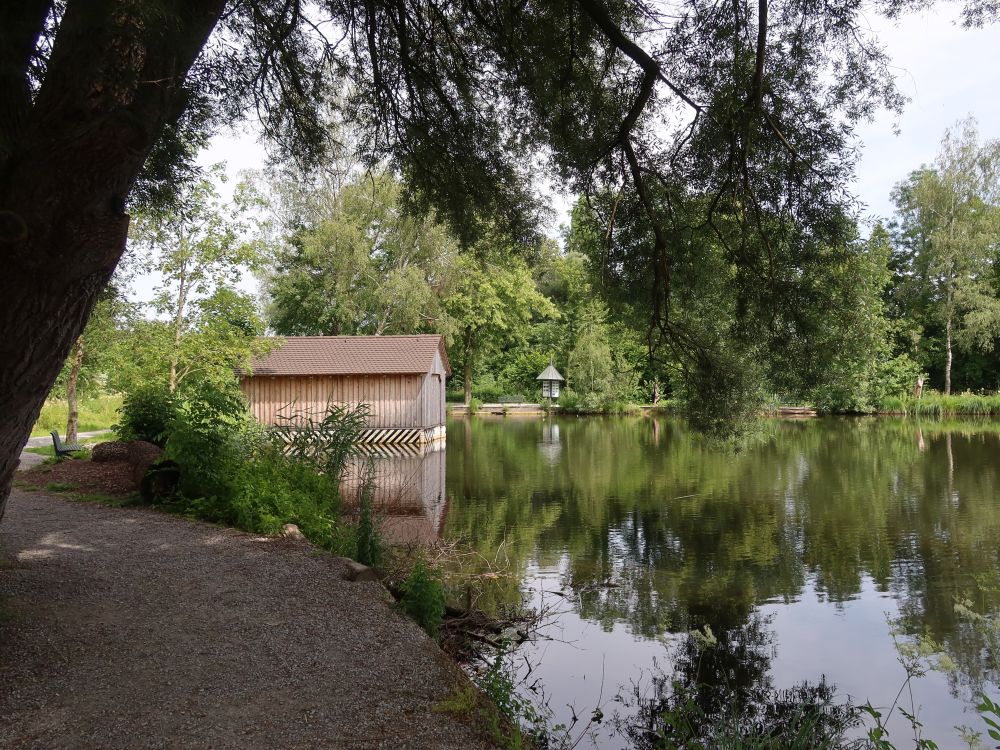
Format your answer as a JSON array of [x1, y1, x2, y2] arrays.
[[417, 351, 447, 430], [240, 373, 427, 429]]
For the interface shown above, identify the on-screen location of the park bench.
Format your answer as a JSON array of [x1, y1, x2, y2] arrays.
[[497, 395, 526, 404], [50, 430, 82, 457]]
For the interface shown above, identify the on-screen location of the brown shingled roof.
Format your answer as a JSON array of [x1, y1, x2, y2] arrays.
[[247, 335, 451, 377]]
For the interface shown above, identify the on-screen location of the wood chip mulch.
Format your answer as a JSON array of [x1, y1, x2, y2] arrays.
[[15, 457, 138, 496]]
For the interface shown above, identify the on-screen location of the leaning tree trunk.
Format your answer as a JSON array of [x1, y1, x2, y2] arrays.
[[0, 1, 225, 520], [65, 336, 86, 444]]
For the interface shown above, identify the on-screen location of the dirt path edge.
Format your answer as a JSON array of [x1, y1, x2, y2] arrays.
[[0, 490, 498, 750]]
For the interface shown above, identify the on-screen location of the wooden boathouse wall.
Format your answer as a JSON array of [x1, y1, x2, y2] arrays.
[[240, 373, 426, 429], [239, 335, 450, 443]]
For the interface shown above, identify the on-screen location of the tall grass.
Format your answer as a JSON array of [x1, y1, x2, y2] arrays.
[[880, 391, 1000, 417], [31, 394, 123, 436]]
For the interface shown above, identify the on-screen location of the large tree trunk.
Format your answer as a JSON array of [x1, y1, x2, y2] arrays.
[[65, 336, 86, 444], [0, 1, 225, 520]]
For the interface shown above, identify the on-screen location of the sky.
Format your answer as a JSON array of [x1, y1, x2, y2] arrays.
[[189, 5, 1000, 302], [853, 6, 1000, 224]]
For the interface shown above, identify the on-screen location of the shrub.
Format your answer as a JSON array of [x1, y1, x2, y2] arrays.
[[556, 388, 580, 412], [165, 377, 255, 501], [355, 478, 381, 567], [401, 560, 446, 638], [115, 387, 177, 446], [152, 376, 362, 555]]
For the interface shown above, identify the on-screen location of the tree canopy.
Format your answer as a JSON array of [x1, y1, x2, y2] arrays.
[[0, 0, 989, 509]]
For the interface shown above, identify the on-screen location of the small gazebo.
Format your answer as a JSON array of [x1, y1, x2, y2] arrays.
[[536, 362, 565, 401]]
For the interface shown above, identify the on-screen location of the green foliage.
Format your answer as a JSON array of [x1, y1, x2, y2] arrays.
[[210, 446, 341, 540], [264, 172, 458, 336], [270, 402, 368, 478], [115, 387, 178, 446], [977, 694, 1000, 746], [890, 118, 1000, 394], [444, 246, 558, 402], [149, 377, 350, 552], [567, 300, 614, 398], [355, 479, 381, 567], [123, 167, 269, 394], [474, 647, 554, 749], [884, 392, 1000, 417], [165, 377, 256, 502], [400, 560, 446, 638]]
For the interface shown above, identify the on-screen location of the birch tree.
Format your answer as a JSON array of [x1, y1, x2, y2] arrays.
[[892, 119, 1000, 394], [131, 170, 262, 392]]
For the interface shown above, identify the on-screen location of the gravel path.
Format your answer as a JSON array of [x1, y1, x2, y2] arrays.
[[0, 489, 499, 749]]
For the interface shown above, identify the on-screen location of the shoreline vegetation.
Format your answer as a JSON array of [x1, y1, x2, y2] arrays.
[[29, 390, 1000, 441], [444, 391, 1000, 418]]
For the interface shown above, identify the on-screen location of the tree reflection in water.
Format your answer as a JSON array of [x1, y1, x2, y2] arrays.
[[442, 415, 1000, 744], [616, 615, 857, 749]]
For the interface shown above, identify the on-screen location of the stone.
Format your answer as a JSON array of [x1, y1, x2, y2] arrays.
[[91, 441, 130, 463], [282, 524, 306, 541], [342, 560, 379, 583]]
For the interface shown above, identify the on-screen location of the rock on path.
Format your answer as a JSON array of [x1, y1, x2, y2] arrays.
[[0, 490, 497, 750]]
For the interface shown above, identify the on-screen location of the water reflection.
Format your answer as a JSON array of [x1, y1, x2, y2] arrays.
[[441, 415, 1000, 745], [342, 441, 446, 545]]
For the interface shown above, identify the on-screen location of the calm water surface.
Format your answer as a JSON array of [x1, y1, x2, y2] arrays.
[[374, 416, 1000, 748]]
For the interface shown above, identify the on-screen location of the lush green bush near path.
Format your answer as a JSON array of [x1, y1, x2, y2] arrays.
[[31, 394, 122, 437], [112, 378, 370, 559]]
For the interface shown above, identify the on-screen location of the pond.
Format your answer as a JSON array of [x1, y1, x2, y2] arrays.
[[367, 415, 1000, 747]]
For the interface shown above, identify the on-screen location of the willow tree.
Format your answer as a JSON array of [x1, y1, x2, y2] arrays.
[[0, 0, 915, 514]]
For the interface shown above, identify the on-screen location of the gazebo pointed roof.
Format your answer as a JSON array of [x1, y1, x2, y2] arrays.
[[536, 364, 565, 382]]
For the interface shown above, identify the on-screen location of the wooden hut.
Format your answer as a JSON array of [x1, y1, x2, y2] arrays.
[[240, 335, 451, 444]]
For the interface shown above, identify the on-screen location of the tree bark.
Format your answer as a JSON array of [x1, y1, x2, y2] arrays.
[[169, 261, 190, 393], [945, 317, 953, 396], [0, 1, 226, 520], [463, 328, 473, 406], [65, 336, 86, 444]]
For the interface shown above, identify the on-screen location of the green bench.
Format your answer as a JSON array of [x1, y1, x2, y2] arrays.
[[50, 430, 82, 457]]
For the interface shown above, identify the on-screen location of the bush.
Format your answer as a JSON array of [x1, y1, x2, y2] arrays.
[[401, 560, 446, 638], [556, 388, 580, 411], [115, 387, 177, 446], [165, 377, 255, 501], [270, 402, 368, 478], [355, 479, 381, 566], [160, 376, 352, 551]]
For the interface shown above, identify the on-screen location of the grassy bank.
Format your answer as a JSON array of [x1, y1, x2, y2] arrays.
[[879, 392, 1000, 417], [31, 394, 122, 437]]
